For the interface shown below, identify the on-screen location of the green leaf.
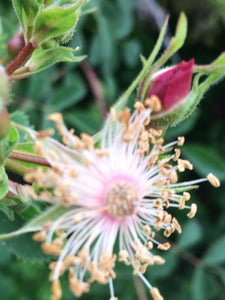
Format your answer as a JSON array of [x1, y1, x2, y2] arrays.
[[0, 166, 8, 199], [0, 212, 48, 262], [203, 235, 225, 265], [149, 251, 177, 279], [145, 12, 187, 78], [49, 73, 87, 111], [0, 202, 14, 221], [0, 205, 70, 240], [14, 143, 36, 155], [11, 111, 31, 127], [182, 144, 225, 181], [191, 269, 220, 300], [16, 46, 86, 76], [32, 3, 82, 44], [12, 0, 41, 41], [178, 221, 202, 248], [0, 125, 19, 165]]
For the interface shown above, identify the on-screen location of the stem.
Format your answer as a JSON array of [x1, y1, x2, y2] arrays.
[[9, 152, 51, 167], [134, 276, 148, 300], [5, 42, 37, 75], [5, 158, 36, 176], [80, 60, 108, 120]]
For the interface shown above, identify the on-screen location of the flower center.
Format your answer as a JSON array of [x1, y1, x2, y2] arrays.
[[106, 181, 138, 218]]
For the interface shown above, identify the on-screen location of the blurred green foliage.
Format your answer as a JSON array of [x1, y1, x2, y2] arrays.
[[0, 0, 225, 300]]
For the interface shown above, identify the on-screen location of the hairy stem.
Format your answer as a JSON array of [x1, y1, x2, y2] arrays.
[[9, 151, 51, 167], [5, 42, 37, 75]]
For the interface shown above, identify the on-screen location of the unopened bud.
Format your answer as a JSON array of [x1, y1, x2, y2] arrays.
[[147, 59, 194, 110], [0, 108, 10, 140], [141, 59, 197, 129], [7, 35, 25, 57]]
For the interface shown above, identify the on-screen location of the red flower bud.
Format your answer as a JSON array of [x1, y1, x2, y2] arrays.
[[147, 59, 194, 109]]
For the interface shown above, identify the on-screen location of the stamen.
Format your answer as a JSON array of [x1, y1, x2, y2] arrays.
[[187, 203, 197, 218], [177, 136, 185, 146], [150, 287, 164, 300], [207, 173, 220, 188], [109, 277, 117, 300]]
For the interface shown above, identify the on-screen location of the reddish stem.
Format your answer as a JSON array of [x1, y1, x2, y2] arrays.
[[9, 152, 51, 167], [80, 60, 108, 120], [5, 42, 37, 75]]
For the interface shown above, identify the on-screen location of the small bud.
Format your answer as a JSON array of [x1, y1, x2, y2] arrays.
[[0, 108, 10, 140], [147, 59, 194, 110], [0, 66, 9, 108], [7, 35, 25, 57], [142, 60, 198, 129]]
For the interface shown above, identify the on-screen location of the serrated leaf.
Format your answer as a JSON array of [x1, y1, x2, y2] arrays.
[[203, 235, 225, 265], [182, 144, 225, 181], [32, 4, 81, 44], [11, 111, 31, 127], [0, 166, 8, 199], [178, 221, 202, 248], [18, 46, 85, 76], [0, 211, 47, 262], [12, 0, 41, 41]]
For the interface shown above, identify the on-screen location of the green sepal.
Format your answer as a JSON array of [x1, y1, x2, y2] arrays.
[[0, 125, 18, 165], [13, 46, 86, 77], [0, 166, 8, 199], [194, 52, 225, 76], [31, 3, 82, 44], [138, 12, 188, 102], [12, 0, 43, 42]]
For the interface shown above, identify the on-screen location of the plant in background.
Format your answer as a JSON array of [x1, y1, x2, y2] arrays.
[[0, 1, 225, 300]]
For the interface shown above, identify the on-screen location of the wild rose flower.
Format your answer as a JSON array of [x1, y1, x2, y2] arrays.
[[147, 59, 194, 110], [24, 101, 219, 300]]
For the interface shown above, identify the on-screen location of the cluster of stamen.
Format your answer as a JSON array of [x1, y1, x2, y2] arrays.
[[24, 107, 221, 300], [106, 181, 138, 217]]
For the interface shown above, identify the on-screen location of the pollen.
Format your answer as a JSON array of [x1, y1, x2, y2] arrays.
[[207, 173, 220, 188], [150, 287, 164, 300], [106, 181, 138, 218]]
